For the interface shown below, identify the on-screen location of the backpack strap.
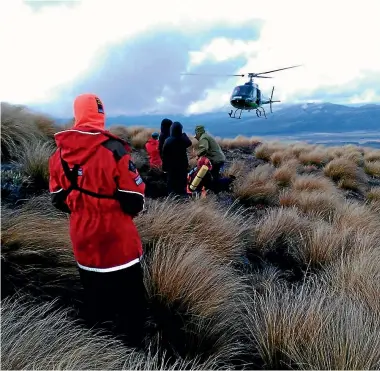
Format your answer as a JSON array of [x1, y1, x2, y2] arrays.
[[60, 149, 116, 200]]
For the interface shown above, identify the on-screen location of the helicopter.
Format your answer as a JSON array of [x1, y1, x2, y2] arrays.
[[181, 65, 301, 119]]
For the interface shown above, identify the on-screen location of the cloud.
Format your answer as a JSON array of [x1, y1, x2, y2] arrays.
[[1, 0, 380, 116], [19, 23, 261, 116]]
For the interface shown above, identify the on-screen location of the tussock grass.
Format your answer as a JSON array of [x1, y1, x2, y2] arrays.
[[143, 238, 249, 363], [366, 187, 380, 210], [251, 207, 311, 253], [1, 195, 79, 301], [218, 136, 261, 150], [364, 149, 380, 162], [3, 107, 380, 370], [233, 164, 278, 205], [298, 149, 329, 167], [291, 174, 337, 193], [254, 142, 287, 161], [108, 126, 157, 149], [332, 200, 380, 238], [1, 295, 216, 370], [364, 160, 380, 177], [1, 102, 57, 162], [324, 157, 358, 181], [322, 247, 380, 313], [244, 280, 380, 370], [12, 140, 56, 190], [273, 164, 297, 187], [223, 159, 249, 178], [279, 189, 342, 219], [269, 151, 295, 167], [136, 196, 250, 262]]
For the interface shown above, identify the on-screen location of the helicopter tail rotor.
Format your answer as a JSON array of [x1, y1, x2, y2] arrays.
[[269, 86, 281, 113]]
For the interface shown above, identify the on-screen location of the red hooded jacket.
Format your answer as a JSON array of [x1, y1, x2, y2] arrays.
[[48, 94, 146, 272], [145, 138, 162, 168]]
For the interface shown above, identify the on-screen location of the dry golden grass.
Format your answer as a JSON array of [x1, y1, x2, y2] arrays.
[[364, 160, 380, 177], [364, 149, 380, 162], [108, 125, 158, 149], [3, 109, 380, 369], [322, 247, 380, 313], [1, 102, 57, 161], [244, 279, 380, 370], [273, 163, 297, 187], [251, 207, 311, 253], [223, 159, 249, 178], [216, 135, 262, 150], [12, 140, 56, 189], [332, 200, 380, 238], [279, 189, 343, 220], [269, 151, 296, 167], [291, 174, 337, 194], [232, 164, 279, 205], [366, 187, 380, 205], [298, 149, 329, 167], [136, 196, 250, 263], [287, 142, 316, 157], [254, 142, 287, 161], [1, 295, 216, 370], [324, 157, 358, 181]]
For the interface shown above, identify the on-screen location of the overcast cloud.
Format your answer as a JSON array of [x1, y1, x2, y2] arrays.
[[1, 0, 380, 117]]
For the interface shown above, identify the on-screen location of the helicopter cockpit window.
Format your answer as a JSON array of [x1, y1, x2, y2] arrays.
[[233, 85, 253, 96]]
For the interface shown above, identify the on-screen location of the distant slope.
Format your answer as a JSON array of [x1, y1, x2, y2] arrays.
[[55, 102, 380, 138]]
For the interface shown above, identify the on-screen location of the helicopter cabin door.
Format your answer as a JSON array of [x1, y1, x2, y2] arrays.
[[256, 88, 261, 105]]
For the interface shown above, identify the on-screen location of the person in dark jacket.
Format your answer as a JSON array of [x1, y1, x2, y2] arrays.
[[158, 118, 173, 159], [48, 93, 147, 347], [162, 121, 192, 196]]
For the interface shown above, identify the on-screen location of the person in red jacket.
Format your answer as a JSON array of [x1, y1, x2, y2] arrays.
[[145, 132, 162, 169], [48, 93, 147, 346]]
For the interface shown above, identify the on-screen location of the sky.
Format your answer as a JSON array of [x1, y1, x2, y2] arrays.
[[1, 0, 380, 117]]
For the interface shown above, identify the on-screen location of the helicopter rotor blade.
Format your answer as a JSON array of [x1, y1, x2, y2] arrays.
[[180, 73, 245, 77], [253, 64, 302, 76]]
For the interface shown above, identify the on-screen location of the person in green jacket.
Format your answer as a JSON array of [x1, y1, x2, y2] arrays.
[[194, 125, 226, 193]]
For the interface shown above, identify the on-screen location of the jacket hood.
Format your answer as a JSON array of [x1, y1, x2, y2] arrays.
[[170, 121, 183, 138], [54, 126, 129, 164], [73, 93, 105, 130], [160, 118, 172, 136]]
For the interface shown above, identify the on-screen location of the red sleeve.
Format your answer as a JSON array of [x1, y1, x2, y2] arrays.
[[115, 153, 145, 216], [49, 152, 71, 214]]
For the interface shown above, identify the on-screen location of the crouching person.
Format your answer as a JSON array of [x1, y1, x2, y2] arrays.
[[187, 156, 213, 198], [48, 94, 147, 347]]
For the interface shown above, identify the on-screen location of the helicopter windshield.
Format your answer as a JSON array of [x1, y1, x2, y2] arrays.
[[232, 85, 253, 97]]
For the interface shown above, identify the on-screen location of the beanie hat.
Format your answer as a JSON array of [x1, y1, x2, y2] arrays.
[[152, 132, 159, 139], [195, 125, 205, 135]]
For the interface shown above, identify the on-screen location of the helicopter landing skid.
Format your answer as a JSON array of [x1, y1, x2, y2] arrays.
[[228, 109, 242, 119], [255, 107, 267, 119]]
